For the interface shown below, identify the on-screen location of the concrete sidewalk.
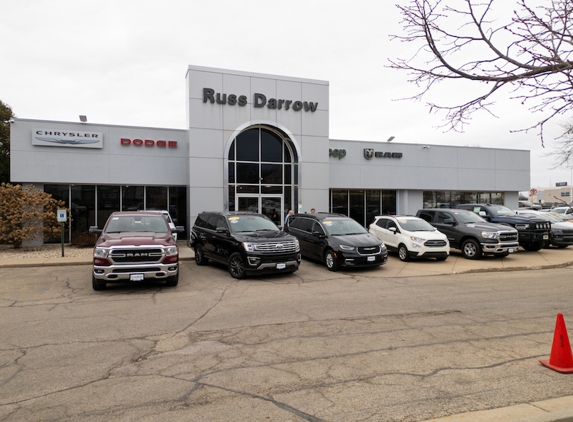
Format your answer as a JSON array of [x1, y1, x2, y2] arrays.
[[2, 245, 573, 422]]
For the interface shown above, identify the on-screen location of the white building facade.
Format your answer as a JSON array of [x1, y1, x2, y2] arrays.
[[10, 65, 530, 242]]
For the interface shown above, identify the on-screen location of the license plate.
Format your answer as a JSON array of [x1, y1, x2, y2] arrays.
[[276, 263, 286, 270], [508, 248, 515, 253], [367, 256, 375, 262], [543, 235, 549, 240], [130, 274, 144, 281]]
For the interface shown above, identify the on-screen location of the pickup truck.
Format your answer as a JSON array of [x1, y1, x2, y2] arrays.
[[456, 204, 551, 251], [416, 208, 519, 259], [89, 211, 184, 290]]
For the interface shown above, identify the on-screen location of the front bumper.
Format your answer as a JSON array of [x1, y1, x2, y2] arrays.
[[481, 241, 520, 254], [337, 250, 388, 268], [243, 252, 302, 275], [93, 262, 179, 281]]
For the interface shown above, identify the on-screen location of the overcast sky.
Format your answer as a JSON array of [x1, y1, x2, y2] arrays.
[[2, 0, 570, 190]]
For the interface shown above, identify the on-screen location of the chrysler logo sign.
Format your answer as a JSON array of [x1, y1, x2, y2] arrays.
[[364, 149, 403, 160]]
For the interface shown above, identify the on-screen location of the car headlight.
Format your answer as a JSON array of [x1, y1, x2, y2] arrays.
[[481, 231, 500, 239], [338, 244, 355, 251], [553, 229, 563, 235], [242, 242, 257, 252], [515, 224, 530, 230], [409, 236, 425, 244], [165, 246, 178, 256], [293, 237, 300, 250], [94, 247, 109, 258]]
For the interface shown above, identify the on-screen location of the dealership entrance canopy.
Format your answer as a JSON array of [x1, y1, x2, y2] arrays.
[[10, 65, 530, 243]]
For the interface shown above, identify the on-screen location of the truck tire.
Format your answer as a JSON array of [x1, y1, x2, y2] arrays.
[[194, 244, 209, 265], [165, 271, 179, 287], [461, 239, 482, 260], [92, 275, 106, 291], [228, 252, 246, 279]]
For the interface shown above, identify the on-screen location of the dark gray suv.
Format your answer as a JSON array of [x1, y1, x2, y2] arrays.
[[190, 211, 301, 279]]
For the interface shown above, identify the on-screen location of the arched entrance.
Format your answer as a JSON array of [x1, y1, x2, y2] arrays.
[[227, 125, 298, 226]]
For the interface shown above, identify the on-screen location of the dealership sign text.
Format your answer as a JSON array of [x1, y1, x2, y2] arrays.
[[203, 88, 318, 112]]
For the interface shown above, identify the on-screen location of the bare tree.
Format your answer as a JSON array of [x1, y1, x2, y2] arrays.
[[389, 0, 573, 146]]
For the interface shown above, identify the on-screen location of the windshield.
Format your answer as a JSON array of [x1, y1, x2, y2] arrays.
[[227, 215, 279, 233], [456, 211, 487, 223], [397, 218, 435, 232], [488, 205, 515, 217], [105, 215, 168, 233], [322, 218, 367, 236]]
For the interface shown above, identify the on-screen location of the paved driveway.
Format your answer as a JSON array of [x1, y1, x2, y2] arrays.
[[1, 261, 573, 421]]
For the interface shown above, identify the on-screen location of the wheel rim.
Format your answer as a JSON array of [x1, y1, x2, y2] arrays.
[[325, 252, 334, 268], [464, 243, 476, 257], [229, 256, 244, 277], [399, 246, 407, 260]]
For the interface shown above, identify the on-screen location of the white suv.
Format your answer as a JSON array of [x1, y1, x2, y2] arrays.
[[369, 215, 450, 261]]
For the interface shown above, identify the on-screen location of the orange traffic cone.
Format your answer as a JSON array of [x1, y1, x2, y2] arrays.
[[540, 313, 573, 373]]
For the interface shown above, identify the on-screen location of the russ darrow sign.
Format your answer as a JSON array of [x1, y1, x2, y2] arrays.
[[203, 88, 318, 112]]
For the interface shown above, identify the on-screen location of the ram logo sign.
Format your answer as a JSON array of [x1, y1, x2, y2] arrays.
[[364, 148, 403, 160]]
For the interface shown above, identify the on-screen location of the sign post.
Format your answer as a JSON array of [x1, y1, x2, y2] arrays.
[[57, 209, 67, 257]]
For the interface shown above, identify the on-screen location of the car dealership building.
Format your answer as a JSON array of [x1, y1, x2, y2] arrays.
[[10, 65, 530, 242]]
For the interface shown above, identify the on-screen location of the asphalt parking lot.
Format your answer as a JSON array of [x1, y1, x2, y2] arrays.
[[2, 247, 573, 421]]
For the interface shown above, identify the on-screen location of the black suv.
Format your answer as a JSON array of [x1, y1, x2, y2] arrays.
[[416, 208, 519, 259], [190, 211, 301, 279], [456, 204, 551, 251], [284, 213, 387, 271]]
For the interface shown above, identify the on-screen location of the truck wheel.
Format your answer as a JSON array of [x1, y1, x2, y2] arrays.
[[165, 271, 179, 287], [461, 239, 482, 260], [92, 275, 106, 291], [398, 244, 410, 262], [228, 252, 246, 279], [522, 241, 544, 251], [194, 245, 209, 265], [324, 249, 340, 271]]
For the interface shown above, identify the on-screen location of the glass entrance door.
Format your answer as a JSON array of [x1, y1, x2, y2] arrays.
[[236, 195, 283, 227]]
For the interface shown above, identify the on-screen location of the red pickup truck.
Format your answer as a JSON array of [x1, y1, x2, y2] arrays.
[[89, 211, 184, 290]]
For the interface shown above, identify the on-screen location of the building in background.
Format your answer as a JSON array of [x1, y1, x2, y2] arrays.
[[10, 65, 531, 243]]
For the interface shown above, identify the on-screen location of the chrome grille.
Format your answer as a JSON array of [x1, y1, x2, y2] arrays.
[[255, 241, 299, 254], [424, 240, 447, 247], [500, 232, 518, 241], [110, 248, 163, 263], [358, 245, 381, 255]]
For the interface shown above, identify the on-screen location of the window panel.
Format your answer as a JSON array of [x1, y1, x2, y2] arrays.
[[236, 128, 259, 162]]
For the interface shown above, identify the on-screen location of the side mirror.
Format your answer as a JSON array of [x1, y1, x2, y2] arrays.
[[216, 227, 229, 234], [89, 226, 102, 234], [174, 226, 185, 233], [443, 218, 455, 225], [389, 227, 397, 234]]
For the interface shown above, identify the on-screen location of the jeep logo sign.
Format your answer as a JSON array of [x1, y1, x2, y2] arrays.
[[329, 149, 346, 159]]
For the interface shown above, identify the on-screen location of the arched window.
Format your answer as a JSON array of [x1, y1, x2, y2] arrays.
[[227, 126, 298, 224]]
